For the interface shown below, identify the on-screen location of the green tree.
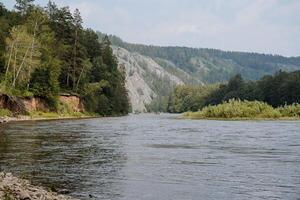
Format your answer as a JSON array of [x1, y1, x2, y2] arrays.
[[5, 25, 41, 89], [15, 0, 34, 15], [28, 11, 61, 107], [0, 0, 130, 116]]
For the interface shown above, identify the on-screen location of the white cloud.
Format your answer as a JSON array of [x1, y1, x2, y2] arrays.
[[4, 0, 297, 56]]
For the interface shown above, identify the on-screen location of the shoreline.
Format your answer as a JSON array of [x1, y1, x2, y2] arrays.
[[0, 115, 100, 124], [0, 172, 79, 200], [182, 115, 300, 121]]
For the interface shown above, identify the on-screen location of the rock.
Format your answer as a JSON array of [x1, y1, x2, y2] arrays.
[[113, 47, 184, 112], [57, 189, 70, 194], [18, 189, 31, 200], [0, 117, 8, 123]]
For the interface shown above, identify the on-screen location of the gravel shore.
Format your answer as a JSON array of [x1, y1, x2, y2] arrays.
[[0, 172, 79, 200]]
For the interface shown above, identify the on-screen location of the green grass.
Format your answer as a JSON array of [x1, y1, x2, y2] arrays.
[[28, 111, 97, 119], [27, 101, 99, 119], [184, 99, 300, 120], [28, 111, 60, 118], [0, 109, 12, 117]]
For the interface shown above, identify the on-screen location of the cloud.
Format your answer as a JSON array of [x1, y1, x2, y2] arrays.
[[2, 0, 299, 56], [115, 0, 299, 56]]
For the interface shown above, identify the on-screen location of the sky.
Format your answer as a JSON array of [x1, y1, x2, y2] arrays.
[[3, 0, 300, 57]]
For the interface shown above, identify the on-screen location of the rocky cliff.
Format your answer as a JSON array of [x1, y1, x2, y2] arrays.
[[113, 47, 184, 112]]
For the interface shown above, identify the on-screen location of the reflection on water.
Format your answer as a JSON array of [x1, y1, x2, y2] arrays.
[[0, 114, 300, 200]]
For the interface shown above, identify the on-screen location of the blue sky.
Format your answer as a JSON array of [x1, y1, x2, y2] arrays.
[[3, 0, 300, 56]]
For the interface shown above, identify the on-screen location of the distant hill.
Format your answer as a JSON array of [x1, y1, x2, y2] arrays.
[[98, 32, 300, 84], [97, 32, 300, 112]]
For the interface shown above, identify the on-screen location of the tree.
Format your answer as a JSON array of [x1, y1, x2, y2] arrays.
[[83, 29, 101, 59], [28, 13, 61, 107], [15, 0, 34, 14], [0, 3, 22, 73], [5, 25, 40, 89], [71, 8, 83, 91], [102, 35, 116, 69], [0, 0, 130, 115], [24, 8, 48, 89], [46, 3, 74, 90]]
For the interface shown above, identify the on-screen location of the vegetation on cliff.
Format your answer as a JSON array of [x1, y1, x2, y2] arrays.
[[0, 0, 129, 116]]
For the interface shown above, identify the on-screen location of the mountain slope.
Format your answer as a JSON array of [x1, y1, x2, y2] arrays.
[[98, 32, 300, 84], [113, 47, 184, 112]]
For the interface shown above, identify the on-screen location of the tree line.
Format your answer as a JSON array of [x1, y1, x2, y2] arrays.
[[168, 70, 300, 113], [0, 0, 130, 115]]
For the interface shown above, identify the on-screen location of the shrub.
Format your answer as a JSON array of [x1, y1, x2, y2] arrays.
[[185, 99, 282, 119], [57, 102, 73, 116], [277, 104, 300, 117]]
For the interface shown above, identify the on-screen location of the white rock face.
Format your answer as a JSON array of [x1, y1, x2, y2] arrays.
[[113, 47, 183, 113]]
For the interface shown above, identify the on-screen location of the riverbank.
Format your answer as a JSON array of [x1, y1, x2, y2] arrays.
[[0, 112, 99, 124], [183, 115, 300, 121], [0, 92, 95, 124], [0, 172, 78, 200]]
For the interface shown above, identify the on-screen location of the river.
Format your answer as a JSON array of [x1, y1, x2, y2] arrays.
[[0, 114, 299, 200]]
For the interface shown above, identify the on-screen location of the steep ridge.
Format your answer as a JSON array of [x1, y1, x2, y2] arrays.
[[98, 32, 300, 83], [113, 47, 184, 112]]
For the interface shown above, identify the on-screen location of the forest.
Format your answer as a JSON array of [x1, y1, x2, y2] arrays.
[[0, 0, 130, 116], [168, 70, 300, 113]]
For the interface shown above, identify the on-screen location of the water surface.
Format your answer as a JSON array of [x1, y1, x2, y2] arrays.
[[0, 114, 299, 200]]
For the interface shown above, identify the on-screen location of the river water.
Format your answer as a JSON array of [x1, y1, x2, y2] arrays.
[[0, 114, 299, 200]]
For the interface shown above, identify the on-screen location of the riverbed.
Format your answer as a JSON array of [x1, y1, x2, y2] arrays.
[[0, 114, 299, 200]]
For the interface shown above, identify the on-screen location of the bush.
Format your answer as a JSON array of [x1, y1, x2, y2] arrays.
[[185, 99, 282, 119], [278, 104, 300, 117], [57, 102, 73, 116]]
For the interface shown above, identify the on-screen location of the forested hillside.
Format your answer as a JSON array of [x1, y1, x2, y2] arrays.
[[0, 0, 129, 116], [98, 33, 300, 84]]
